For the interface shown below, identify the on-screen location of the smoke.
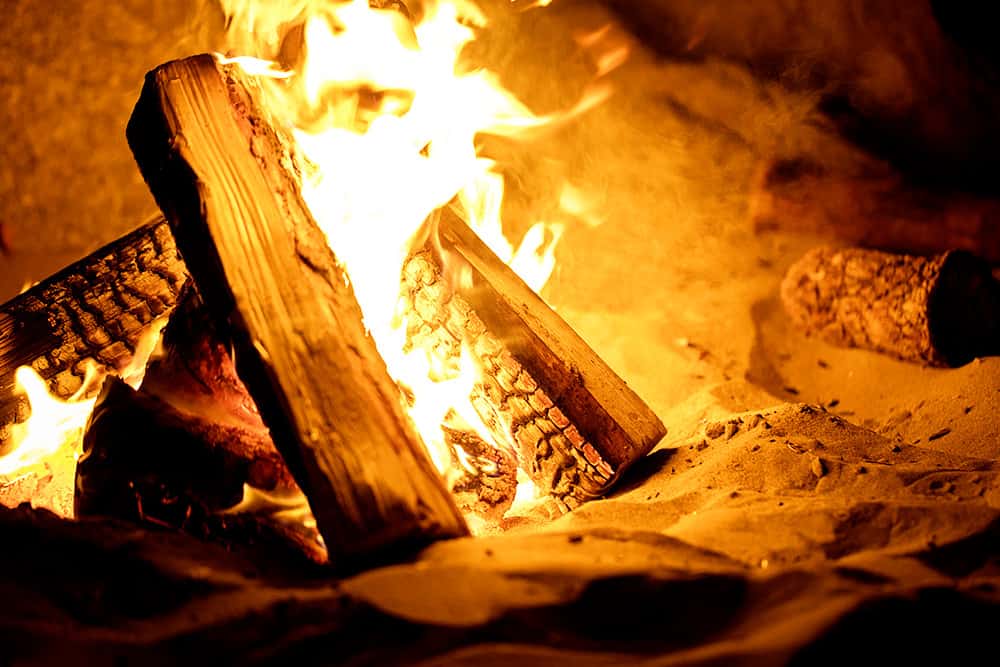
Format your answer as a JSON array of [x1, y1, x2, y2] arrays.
[[599, 0, 1000, 191]]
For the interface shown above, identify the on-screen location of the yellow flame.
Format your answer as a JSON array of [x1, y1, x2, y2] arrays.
[[218, 0, 617, 525], [0, 320, 167, 513]]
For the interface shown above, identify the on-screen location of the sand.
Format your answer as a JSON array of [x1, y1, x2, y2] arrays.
[[1, 0, 999, 663]]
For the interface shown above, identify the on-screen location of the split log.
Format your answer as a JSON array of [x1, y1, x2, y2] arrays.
[[0, 216, 187, 435], [781, 246, 1000, 366], [126, 54, 467, 569], [750, 159, 1000, 262], [401, 210, 667, 511]]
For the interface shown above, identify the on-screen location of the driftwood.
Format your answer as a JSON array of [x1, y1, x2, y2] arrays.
[[0, 217, 187, 435], [781, 246, 1000, 366], [402, 211, 667, 510], [751, 159, 1000, 262], [126, 54, 467, 569]]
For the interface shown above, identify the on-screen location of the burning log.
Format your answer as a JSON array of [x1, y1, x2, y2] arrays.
[[0, 216, 187, 435], [126, 54, 467, 569], [79, 375, 326, 566], [75, 289, 324, 564], [781, 246, 1000, 366], [750, 159, 1000, 262], [402, 211, 667, 510]]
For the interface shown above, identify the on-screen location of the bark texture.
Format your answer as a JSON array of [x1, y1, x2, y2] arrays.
[[781, 246, 1000, 366], [401, 211, 667, 511]]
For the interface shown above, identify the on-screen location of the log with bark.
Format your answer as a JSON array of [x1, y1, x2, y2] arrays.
[[77, 289, 325, 565], [126, 54, 468, 570], [402, 210, 667, 511], [781, 245, 1000, 366], [750, 159, 1000, 262], [0, 216, 188, 436]]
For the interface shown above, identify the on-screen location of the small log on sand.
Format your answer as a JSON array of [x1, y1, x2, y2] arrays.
[[781, 246, 1000, 366], [402, 211, 667, 511]]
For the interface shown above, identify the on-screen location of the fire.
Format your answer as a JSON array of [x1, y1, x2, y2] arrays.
[[0, 320, 167, 515], [219, 0, 620, 523], [1, 0, 622, 528], [0, 366, 99, 514]]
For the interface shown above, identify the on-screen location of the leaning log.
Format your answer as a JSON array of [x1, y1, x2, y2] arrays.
[[402, 210, 667, 510], [781, 246, 1000, 366], [750, 159, 1000, 262], [126, 54, 467, 569], [0, 216, 187, 435]]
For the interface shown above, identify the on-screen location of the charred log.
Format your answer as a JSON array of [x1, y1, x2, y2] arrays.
[[440, 412, 518, 523], [0, 216, 187, 436], [126, 54, 467, 569], [401, 210, 667, 511], [781, 246, 1000, 366], [78, 291, 323, 563]]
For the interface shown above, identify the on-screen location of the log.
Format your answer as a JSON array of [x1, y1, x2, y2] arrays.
[[401, 210, 667, 510], [126, 54, 467, 569], [76, 291, 323, 564], [0, 216, 187, 436], [780, 246, 1000, 366], [750, 159, 1000, 262]]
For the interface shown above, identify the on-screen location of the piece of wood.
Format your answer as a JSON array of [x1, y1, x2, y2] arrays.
[[76, 291, 322, 563], [781, 246, 1000, 366], [134, 288, 289, 492], [126, 54, 467, 569], [0, 216, 188, 436], [78, 377, 326, 567], [750, 159, 1000, 262], [401, 211, 666, 510]]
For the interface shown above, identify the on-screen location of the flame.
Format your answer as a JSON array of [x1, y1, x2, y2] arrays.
[[224, 483, 318, 530], [0, 320, 167, 514], [219, 0, 617, 526], [0, 365, 100, 478]]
